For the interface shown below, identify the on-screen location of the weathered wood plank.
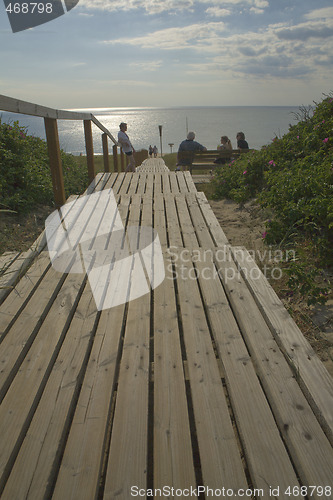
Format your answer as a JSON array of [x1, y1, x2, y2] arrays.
[[51, 195, 132, 500], [103, 194, 150, 500], [0, 278, 98, 500], [216, 250, 333, 496], [195, 192, 229, 246], [232, 246, 333, 444], [174, 255, 248, 491], [195, 252, 300, 495]]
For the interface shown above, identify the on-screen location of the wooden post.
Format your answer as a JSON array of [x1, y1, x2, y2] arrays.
[[84, 120, 95, 183], [120, 148, 125, 172], [113, 145, 119, 172], [102, 133, 110, 173], [44, 117, 66, 208]]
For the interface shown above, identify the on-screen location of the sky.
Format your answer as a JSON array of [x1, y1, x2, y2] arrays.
[[0, 0, 333, 109]]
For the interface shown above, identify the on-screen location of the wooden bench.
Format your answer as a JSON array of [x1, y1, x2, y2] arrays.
[[177, 149, 252, 173]]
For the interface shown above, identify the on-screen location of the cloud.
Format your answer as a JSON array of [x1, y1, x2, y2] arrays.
[[130, 60, 163, 71], [78, 0, 195, 14], [304, 7, 333, 21], [276, 19, 333, 41], [205, 7, 232, 17], [103, 22, 226, 50], [79, 0, 269, 15]]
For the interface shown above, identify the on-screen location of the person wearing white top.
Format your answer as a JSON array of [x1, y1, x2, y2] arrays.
[[118, 122, 136, 172]]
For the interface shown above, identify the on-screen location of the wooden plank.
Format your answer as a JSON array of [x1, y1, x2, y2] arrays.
[[51, 194, 132, 500], [126, 173, 140, 196], [195, 192, 229, 246], [137, 173, 147, 195], [117, 171, 132, 195], [232, 246, 333, 444], [175, 171, 189, 193], [164, 195, 183, 249], [183, 172, 197, 193], [161, 173, 171, 194], [0, 269, 86, 494], [110, 172, 126, 194], [0, 252, 51, 343], [145, 172, 154, 195], [103, 194, 151, 499], [174, 196, 198, 248], [154, 173, 162, 194], [194, 253, 300, 495], [174, 256, 248, 491], [1, 277, 98, 500], [185, 193, 215, 248], [44, 117, 66, 207], [102, 133, 110, 173], [0, 93, 92, 121], [153, 259, 196, 492], [169, 173, 180, 194], [0, 252, 20, 274], [0, 249, 39, 304], [216, 249, 333, 496], [84, 120, 95, 184]]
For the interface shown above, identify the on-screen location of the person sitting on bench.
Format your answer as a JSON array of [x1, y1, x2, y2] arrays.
[[176, 131, 207, 171]]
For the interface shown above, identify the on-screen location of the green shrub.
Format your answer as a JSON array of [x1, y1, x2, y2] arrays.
[[212, 94, 333, 261], [0, 119, 88, 212]]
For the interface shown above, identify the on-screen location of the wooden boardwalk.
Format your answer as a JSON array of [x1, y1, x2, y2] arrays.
[[0, 162, 332, 500]]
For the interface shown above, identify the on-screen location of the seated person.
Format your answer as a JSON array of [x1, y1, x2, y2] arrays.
[[176, 131, 207, 171], [215, 135, 233, 164], [218, 135, 233, 150], [236, 132, 249, 150]]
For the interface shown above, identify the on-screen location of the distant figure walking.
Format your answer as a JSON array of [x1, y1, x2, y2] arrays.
[[153, 145, 158, 158], [149, 145, 153, 157], [236, 132, 249, 150], [118, 122, 136, 172], [176, 131, 207, 171]]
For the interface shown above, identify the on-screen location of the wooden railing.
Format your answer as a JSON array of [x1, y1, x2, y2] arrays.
[[0, 94, 125, 207]]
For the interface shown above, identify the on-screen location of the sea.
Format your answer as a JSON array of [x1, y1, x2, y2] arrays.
[[0, 106, 301, 155]]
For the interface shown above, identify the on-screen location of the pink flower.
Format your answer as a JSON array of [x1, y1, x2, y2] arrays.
[[323, 138, 329, 143], [268, 160, 276, 166], [243, 170, 247, 175], [262, 231, 267, 239]]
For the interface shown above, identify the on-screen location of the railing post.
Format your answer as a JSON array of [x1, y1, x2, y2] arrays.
[[120, 148, 125, 172], [44, 117, 66, 208], [102, 133, 110, 173], [113, 145, 119, 172], [84, 120, 95, 183]]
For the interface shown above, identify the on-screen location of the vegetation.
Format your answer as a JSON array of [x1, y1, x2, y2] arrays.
[[0, 119, 88, 212], [212, 94, 333, 305]]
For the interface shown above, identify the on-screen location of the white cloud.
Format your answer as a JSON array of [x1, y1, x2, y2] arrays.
[[205, 7, 232, 17], [130, 60, 163, 71], [79, 0, 269, 15], [78, 0, 195, 14], [103, 22, 226, 50], [304, 7, 333, 21]]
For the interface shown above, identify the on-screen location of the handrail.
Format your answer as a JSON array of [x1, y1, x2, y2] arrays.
[[0, 93, 122, 207], [0, 94, 118, 144]]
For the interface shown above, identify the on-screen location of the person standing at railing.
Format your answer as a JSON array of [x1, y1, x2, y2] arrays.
[[118, 122, 136, 172]]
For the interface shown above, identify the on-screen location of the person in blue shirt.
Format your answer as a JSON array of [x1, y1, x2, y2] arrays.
[[176, 131, 207, 171]]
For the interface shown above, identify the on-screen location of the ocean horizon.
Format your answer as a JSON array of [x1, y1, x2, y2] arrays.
[[1, 105, 301, 155]]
